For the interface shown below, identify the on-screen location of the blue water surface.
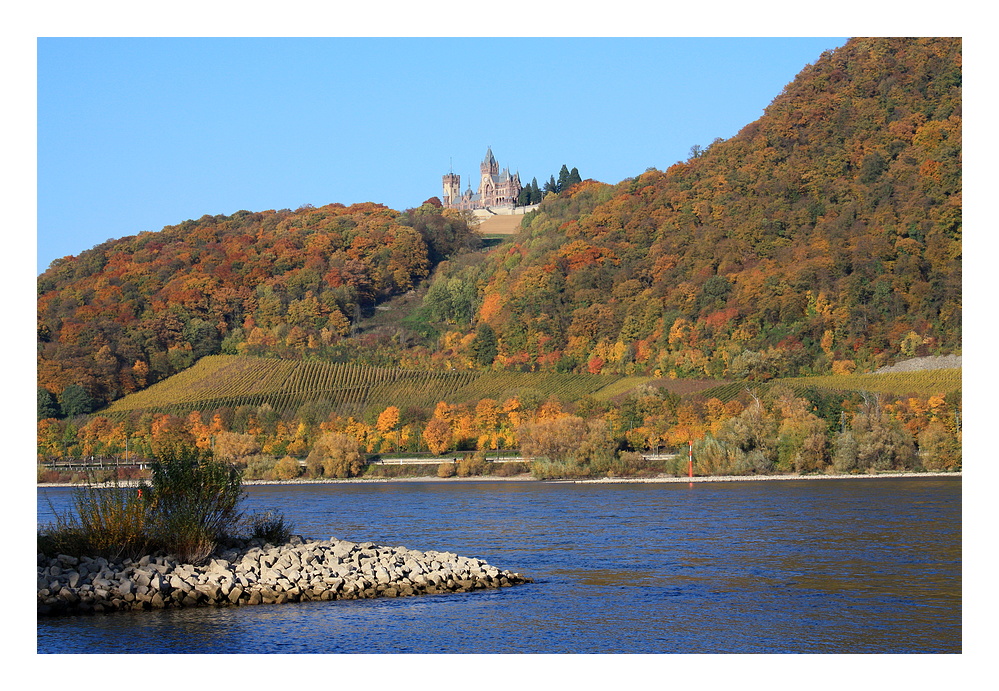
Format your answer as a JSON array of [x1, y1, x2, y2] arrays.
[[36, 477, 961, 654]]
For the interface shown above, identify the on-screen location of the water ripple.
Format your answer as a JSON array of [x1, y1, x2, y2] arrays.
[[38, 477, 961, 653]]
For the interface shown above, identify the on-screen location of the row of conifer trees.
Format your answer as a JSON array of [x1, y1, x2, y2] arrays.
[[517, 164, 582, 206]]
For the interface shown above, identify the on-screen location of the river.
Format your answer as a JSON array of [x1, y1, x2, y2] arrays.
[[36, 476, 960, 654]]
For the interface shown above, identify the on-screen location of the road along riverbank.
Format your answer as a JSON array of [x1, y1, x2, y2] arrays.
[[37, 535, 532, 616]]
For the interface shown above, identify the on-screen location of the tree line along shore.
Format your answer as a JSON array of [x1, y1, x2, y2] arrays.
[[39, 375, 961, 484]]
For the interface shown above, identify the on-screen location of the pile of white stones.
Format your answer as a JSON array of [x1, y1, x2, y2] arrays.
[[37, 535, 532, 616]]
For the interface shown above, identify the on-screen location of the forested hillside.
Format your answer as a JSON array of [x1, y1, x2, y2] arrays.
[[38, 37, 960, 418], [37, 202, 477, 410], [419, 37, 960, 379]]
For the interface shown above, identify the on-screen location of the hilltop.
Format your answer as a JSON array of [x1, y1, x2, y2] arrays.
[[411, 37, 961, 382]]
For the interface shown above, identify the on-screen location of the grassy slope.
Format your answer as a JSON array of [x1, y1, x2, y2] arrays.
[[474, 214, 525, 236]]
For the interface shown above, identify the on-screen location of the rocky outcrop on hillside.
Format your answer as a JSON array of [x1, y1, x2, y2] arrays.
[[873, 356, 962, 374], [37, 536, 532, 616]]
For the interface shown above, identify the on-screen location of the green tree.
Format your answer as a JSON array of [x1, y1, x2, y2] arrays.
[[472, 323, 499, 366], [859, 151, 887, 183], [567, 167, 582, 187], [38, 387, 61, 420], [702, 401, 780, 474], [557, 165, 571, 192], [833, 403, 917, 472], [424, 275, 477, 325], [696, 275, 733, 314], [59, 384, 95, 418]]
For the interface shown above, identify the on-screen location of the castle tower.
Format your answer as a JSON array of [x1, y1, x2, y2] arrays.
[[479, 147, 499, 206], [480, 146, 499, 176], [442, 171, 461, 207]]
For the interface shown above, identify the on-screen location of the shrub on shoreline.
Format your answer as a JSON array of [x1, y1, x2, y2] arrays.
[[243, 509, 295, 545], [39, 478, 150, 561], [38, 451, 292, 566], [457, 453, 491, 477], [243, 454, 278, 480], [144, 455, 244, 563]]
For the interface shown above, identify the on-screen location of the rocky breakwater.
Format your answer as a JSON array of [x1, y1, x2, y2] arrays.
[[37, 536, 532, 616]]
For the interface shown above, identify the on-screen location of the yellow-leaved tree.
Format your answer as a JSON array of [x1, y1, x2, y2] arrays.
[[307, 432, 365, 478]]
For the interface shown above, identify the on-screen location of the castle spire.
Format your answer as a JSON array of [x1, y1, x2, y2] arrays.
[[481, 146, 498, 176]]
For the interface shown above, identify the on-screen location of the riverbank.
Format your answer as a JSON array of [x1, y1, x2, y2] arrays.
[[37, 470, 961, 489], [38, 534, 533, 616], [37, 475, 537, 488], [561, 471, 962, 484]]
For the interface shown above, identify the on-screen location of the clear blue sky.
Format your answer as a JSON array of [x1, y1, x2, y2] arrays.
[[37, 37, 849, 274]]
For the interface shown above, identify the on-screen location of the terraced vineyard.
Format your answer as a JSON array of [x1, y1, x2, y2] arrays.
[[104, 356, 480, 418], [101, 354, 961, 421], [102, 355, 637, 419], [776, 368, 962, 398], [588, 376, 653, 402], [689, 381, 755, 403], [695, 368, 962, 403]]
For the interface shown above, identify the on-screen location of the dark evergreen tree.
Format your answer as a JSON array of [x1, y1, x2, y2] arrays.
[[58, 384, 95, 418], [544, 175, 558, 195], [530, 178, 542, 204], [38, 387, 61, 420], [472, 323, 499, 366], [567, 167, 582, 187], [517, 186, 532, 207], [557, 165, 571, 192]]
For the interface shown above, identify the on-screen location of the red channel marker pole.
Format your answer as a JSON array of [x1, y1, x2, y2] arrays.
[[688, 440, 693, 478]]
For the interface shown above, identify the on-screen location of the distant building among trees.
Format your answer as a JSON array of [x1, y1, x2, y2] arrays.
[[442, 147, 581, 211], [442, 147, 522, 211]]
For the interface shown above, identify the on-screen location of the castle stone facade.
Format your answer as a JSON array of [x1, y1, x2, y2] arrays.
[[442, 147, 522, 211]]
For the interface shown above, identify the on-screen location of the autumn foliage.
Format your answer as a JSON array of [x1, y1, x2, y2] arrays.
[[37, 38, 962, 478], [37, 380, 961, 479], [38, 202, 475, 408], [411, 38, 961, 379]]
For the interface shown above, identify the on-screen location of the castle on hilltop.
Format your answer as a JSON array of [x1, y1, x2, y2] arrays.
[[442, 147, 522, 211]]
